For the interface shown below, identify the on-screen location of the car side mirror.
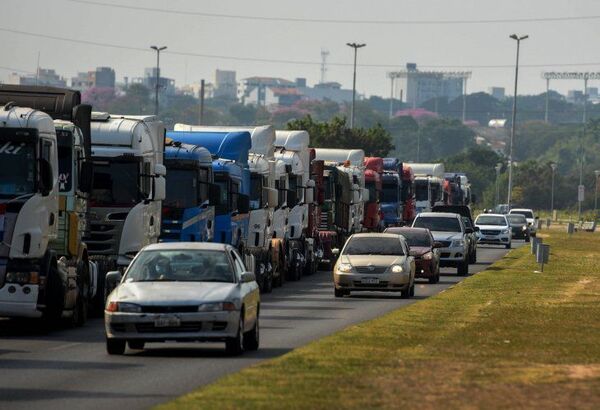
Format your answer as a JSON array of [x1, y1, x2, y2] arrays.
[[39, 158, 54, 196], [433, 241, 444, 248], [240, 271, 256, 283], [465, 227, 474, 234], [331, 248, 340, 256], [78, 160, 94, 193]]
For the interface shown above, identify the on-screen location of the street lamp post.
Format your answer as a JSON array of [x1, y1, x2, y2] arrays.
[[150, 45, 167, 116], [506, 34, 528, 209], [346, 42, 366, 129], [594, 170, 600, 217], [550, 162, 557, 217], [495, 162, 502, 207]]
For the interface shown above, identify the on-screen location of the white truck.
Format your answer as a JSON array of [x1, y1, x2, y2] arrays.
[[173, 124, 281, 292], [85, 113, 166, 309], [409, 163, 445, 214], [0, 86, 96, 324], [274, 131, 319, 279]]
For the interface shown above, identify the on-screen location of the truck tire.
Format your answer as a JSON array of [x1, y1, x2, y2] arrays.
[[71, 292, 87, 328], [42, 264, 65, 323], [469, 248, 477, 264]]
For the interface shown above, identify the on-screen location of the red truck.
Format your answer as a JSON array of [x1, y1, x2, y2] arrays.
[[402, 164, 416, 223], [363, 157, 384, 231]]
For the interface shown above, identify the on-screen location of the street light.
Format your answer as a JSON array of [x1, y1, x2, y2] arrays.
[[495, 162, 503, 206], [150, 45, 167, 116], [550, 162, 557, 217], [506, 34, 528, 209], [594, 170, 600, 216], [346, 42, 366, 129]]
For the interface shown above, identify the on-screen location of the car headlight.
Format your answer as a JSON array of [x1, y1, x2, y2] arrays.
[[5, 271, 38, 285], [422, 251, 433, 260], [522, 225, 528, 231], [336, 263, 353, 273], [117, 302, 142, 313], [391, 265, 404, 273], [198, 302, 237, 312], [501, 228, 510, 234], [451, 240, 465, 247]]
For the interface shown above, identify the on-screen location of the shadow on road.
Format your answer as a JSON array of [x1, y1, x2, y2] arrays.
[[0, 387, 165, 402], [0, 358, 141, 371], [259, 304, 354, 311], [134, 346, 292, 359]]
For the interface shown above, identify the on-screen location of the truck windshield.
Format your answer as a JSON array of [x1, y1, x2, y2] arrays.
[[214, 173, 230, 216], [164, 168, 199, 209], [430, 182, 441, 203], [413, 217, 461, 233], [381, 182, 398, 202], [365, 181, 377, 202], [0, 134, 36, 198], [288, 175, 299, 207], [415, 180, 429, 201], [401, 182, 412, 202], [90, 159, 141, 207], [249, 173, 262, 210]]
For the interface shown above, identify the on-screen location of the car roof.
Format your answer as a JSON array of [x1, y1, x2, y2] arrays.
[[510, 208, 533, 212], [385, 227, 430, 234], [416, 212, 460, 219], [349, 233, 405, 240], [142, 242, 231, 251], [476, 213, 506, 218]]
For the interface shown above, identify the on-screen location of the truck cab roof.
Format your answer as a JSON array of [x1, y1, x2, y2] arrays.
[[275, 130, 310, 152], [164, 141, 212, 167], [314, 148, 365, 167], [0, 105, 55, 135], [167, 130, 251, 166]]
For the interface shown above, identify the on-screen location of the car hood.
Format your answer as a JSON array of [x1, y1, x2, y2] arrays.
[[340, 254, 406, 266], [409, 246, 432, 256], [509, 222, 527, 228], [475, 224, 508, 230], [430, 231, 463, 241], [110, 281, 239, 305]]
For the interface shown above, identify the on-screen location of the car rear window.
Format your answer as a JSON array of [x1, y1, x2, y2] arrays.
[[507, 214, 527, 224], [511, 210, 533, 218], [413, 216, 461, 232], [476, 215, 507, 226], [385, 229, 431, 247]]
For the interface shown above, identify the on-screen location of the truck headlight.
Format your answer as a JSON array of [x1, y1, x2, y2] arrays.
[[117, 302, 142, 313], [391, 265, 404, 273], [422, 251, 433, 260], [451, 240, 465, 247], [5, 271, 38, 285], [337, 263, 353, 273]]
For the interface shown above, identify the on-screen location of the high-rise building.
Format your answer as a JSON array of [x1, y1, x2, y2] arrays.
[[133, 68, 176, 95], [401, 63, 466, 108], [488, 87, 505, 100], [8, 68, 67, 87], [71, 67, 116, 91], [214, 69, 237, 100]]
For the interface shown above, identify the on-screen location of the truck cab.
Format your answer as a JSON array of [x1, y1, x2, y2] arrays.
[[382, 158, 404, 227], [161, 140, 215, 243], [363, 157, 384, 231], [402, 164, 416, 223]]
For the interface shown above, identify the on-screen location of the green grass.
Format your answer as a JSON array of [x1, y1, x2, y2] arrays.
[[159, 231, 600, 409]]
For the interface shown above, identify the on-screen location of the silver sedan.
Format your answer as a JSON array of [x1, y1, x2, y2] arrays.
[[104, 242, 260, 356]]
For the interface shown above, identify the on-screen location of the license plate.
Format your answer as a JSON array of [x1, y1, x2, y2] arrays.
[[361, 278, 380, 285], [485, 235, 497, 239], [154, 316, 181, 328]]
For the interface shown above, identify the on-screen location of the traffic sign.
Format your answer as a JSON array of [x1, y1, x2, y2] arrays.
[[578, 184, 585, 202]]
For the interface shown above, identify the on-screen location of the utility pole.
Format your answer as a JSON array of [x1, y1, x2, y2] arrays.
[[199, 79, 205, 124], [544, 76, 550, 123], [495, 162, 503, 206], [594, 170, 600, 217], [150, 45, 167, 116], [346, 42, 366, 129], [387, 72, 401, 120], [550, 162, 557, 216], [507, 34, 528, 209], [462, 76, 468, 123]]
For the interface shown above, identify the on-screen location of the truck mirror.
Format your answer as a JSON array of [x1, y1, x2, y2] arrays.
[[209, 184, 221, 206], [152, 176, 166, 201], [237, 194, 250, 214], [362, 188, 370, 202], [154, 164, 167, 177], [263, 187, 278, 208], [78, 161, 94, 193], [304, 186, 314, 205], [352, 190, 360, 205], [39, 159, 54, 196], [306, 179, 316, 188]]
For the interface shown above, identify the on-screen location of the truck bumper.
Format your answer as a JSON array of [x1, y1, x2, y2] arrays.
[[0, 284, 42, 318]]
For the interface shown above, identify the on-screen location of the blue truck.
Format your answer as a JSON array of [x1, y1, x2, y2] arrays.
[[381, 158, 404, 227], [166, 131, 251, 252], [160, 140, 216, 243]]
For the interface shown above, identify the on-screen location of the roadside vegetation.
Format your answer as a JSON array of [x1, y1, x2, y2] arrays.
[[159, 230, 600, 410]]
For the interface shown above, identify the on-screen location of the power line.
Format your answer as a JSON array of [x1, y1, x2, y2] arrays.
[[2, 26, 600, 70], [67, 0, 600, 25], [0, 65, 34, 74]]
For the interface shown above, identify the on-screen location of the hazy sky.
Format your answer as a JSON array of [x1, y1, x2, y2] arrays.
[[2, 0, 600, 98]]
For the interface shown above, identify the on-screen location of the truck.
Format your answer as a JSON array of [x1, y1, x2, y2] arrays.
[[275, 131, 318, 280], [402, 164, 417, 223], [85, 113, 166, 309], [363, 157, 384, 231], [173, 124, 281, 292], [160, 139, 216, 244], [0, 85, 96, 324], [381, 158, 404, 227], [443, 173, 466, 206], [409, 163, 445, 214]]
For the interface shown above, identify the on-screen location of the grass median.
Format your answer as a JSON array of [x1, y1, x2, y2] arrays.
[[159, 231, 600, 409]]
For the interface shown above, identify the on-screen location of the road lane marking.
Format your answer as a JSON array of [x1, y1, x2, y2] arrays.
[[49, 342, 82, 351]]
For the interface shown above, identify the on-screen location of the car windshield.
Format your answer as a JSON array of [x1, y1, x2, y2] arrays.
[[124, 249, 235, 283], [413, 216, 461, 232], [386, 229, 431, 247], [343, 237, 405, 256], [164, 168, 198, 208], [507, 214, 527, 224], [511, 210, 534, 219], [476, 215, 507, 226], [381, 182, 398, 202], [91, 159, 140, 207], [0, 132, 36, 198]]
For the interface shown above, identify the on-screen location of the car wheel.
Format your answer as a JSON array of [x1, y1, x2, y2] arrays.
[[244, 316, 259, 351], [400, 286, 411, 299], [225, 315, 245, 356], [471, 248, 477, 264], [128, 340, 145, 350], [505, 242, 512, 249], [457, 261, 469, 276], [334, 287, 345, 298], [106, 338, 126, 355], [525, 236, 530, 243], [409, 281, 415, 297]]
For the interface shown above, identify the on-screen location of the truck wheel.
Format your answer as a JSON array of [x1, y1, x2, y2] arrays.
[[71, 292, 87, 327], [505, 242, 512, 249], [470, 248, 477, 264], [106, 338, 126, 355], [42, 264, 65, 323], [409, 281, 415, 297]]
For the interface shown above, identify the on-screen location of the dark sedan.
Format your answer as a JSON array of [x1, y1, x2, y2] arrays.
[[384, 227, 441, 284], [506, 214, 530, 241]]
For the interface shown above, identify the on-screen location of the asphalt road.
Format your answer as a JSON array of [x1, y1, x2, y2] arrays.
[[0, 242, 523, 410]]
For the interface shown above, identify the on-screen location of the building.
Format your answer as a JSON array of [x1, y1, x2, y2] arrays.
[[133, 67, 176, 95], [298, 81, 354, 104], [180, 82, 215, 99], [214, 69, 237, 100], [71, 67, 116, 91], [8, 68, 67, 87], [488, 87, 505, 100], [239, 77, 297, 106], [401, 63, 466, 108], [567, 90, 584, 104]]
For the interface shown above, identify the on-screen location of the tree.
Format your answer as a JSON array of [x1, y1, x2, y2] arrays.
[[419, 118, 476, 161]]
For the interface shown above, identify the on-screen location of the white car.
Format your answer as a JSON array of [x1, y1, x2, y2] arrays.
[[104, 242, 260, 356], [509, 208, 537, 237], [474, 213, 512, 249]]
